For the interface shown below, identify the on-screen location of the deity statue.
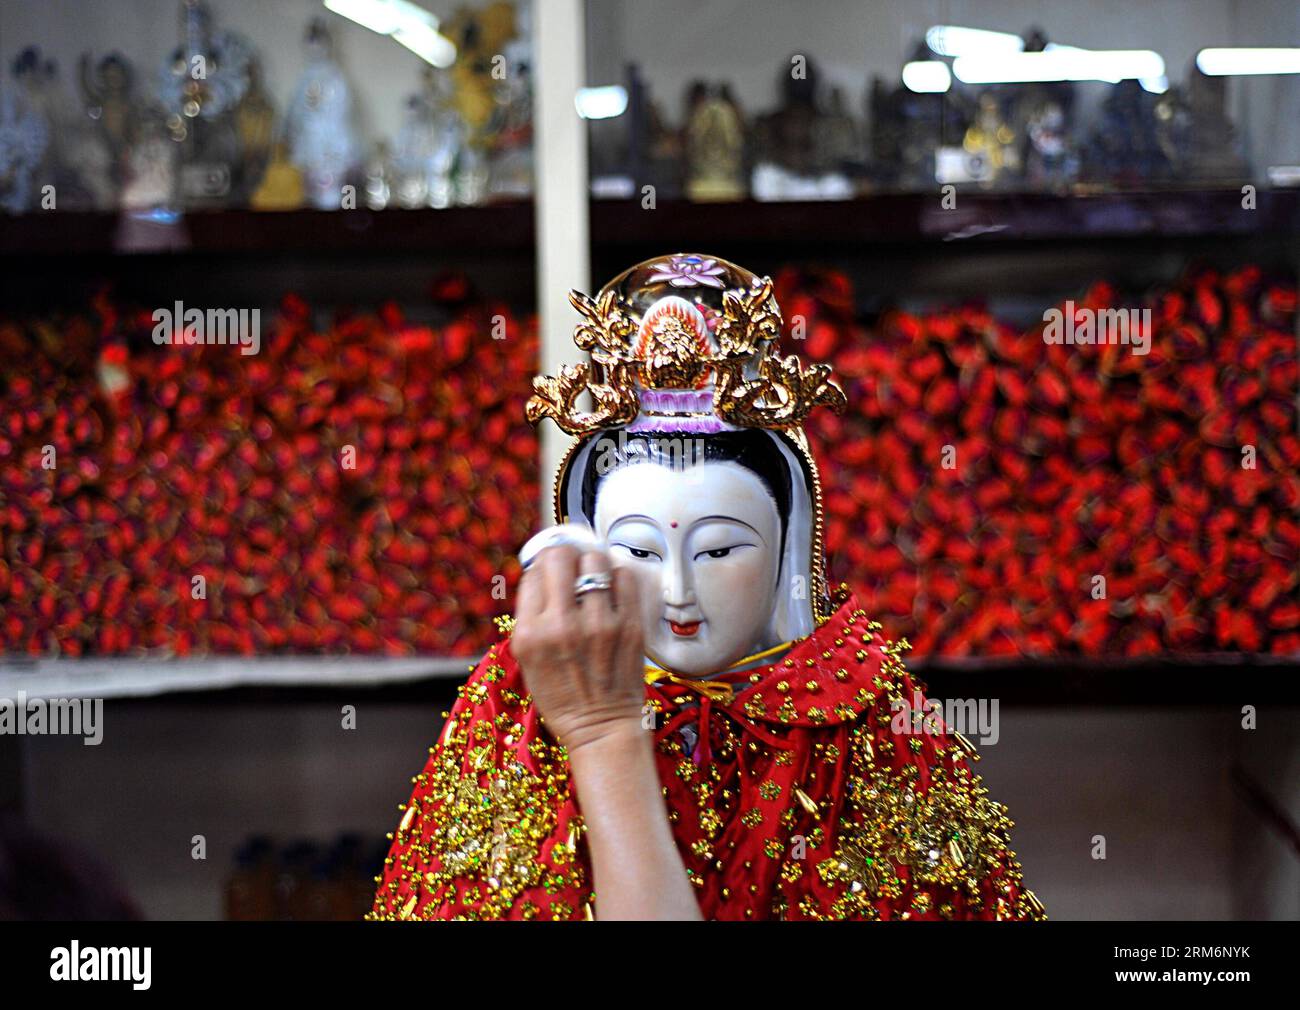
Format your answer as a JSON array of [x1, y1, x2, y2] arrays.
[[817, 85, 864, 180], [120, 112, 178, 211], [1182, 63, 1247, 183], [392, 66, 462, 209], [1083, 80, 1168, 186], [441, 2, 520, 204], [0, 96, 47, 213], [234, 58, 276, 202], [867, 42, 964, 190], [485, 5, 533, 200], [1020, 95, 1075, 190], [868, 72, 936, 188], [284, 18, 360, 210], [249, 142, 303, 211], [362, 141, 392, 211], [683, 81, 746, 202], [80, 52, 138, 167], [369, 254, 1046, 921], [962, 92, 1020, 188], [158, 0, 251, 206], [1008, 28, 1078, 191], [752, 55, 852, 199], [3, 47, 115, 211]]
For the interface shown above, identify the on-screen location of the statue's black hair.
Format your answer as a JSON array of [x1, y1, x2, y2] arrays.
[[577, 428, 792, 562]]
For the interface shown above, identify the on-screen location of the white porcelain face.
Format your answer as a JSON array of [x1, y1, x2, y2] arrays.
[[593, 459, 783, 676]]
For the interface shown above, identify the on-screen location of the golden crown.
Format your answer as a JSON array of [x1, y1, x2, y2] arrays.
[[525, 253, 847, 437]]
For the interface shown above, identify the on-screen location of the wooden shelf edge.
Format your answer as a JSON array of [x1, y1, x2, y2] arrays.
[[591, 188, 1300, 249], [2, 653, 1296, 706], [0, 202, 536, 258], [3, 190, 1297, 259], [0, 655, 478, 701]]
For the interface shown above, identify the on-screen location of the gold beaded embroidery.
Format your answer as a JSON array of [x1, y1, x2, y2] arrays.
[[814, 718, 1045, 920], [373, 604, 1045, 922], [367, 715, 586, 920]]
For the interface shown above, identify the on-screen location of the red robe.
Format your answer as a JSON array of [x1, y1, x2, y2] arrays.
[[369, 590, 1045, 921]]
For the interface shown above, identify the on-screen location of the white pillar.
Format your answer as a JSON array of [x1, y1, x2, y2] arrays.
[[533, 0, 590, 523]]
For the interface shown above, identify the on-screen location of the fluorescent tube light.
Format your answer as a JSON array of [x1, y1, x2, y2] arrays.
[[323, 0, 456, 67], [902, 60, 952, 93], [1196, 48, 1300, 75], [926, 26, 1023, 58], [575, 85, 628, 120], [953, 48, 1165, 85]]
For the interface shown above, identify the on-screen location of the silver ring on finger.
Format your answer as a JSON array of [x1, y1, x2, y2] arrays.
[[573, 572, 613, 599]]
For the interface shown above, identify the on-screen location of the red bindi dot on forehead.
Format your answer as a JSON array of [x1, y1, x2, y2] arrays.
[[669, 520, 678, 528]]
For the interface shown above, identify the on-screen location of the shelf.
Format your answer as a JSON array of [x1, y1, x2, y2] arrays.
[[0, 202, 535, 258], [3, 653, 1296, 707], [592, 188, 1300, 250], [0, 655, 477, 701], [3, 190, 1297, 260], [915, 655, 1300, 707]]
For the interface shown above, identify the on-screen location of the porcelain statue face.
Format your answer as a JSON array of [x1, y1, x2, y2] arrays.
[[593, 458, 783, 676]]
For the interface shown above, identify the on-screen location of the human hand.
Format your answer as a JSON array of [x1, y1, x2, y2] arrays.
[[510, 541, 647, 754]]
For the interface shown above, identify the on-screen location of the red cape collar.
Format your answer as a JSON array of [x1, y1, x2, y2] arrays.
[[650, 590, 894, 730]]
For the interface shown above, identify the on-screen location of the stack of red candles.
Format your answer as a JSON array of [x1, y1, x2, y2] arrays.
[[785, 265, 1300, 658], [2, 264, 1296, 660], [0, 287, 539, 657]]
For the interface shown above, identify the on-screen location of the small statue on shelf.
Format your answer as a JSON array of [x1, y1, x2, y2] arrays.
[[392, 66, 462, 209], [752, 54, 852, 200], [1083, 79, 1168, 186], [962, 92, 1020, 188], [157, 0, 252, 207], [1153, 67, 1247, 186], [1021, 96, 1075, 190], [249, 142, 304, 211], [363, 141, 392, 211], [867, 43, 961, 190], [80, 52, 139, 171], [1183, 63, 1247, 183], [817, 86, 865, 181], [684, 81, 745, 202], [754, 56, 819, 177], [486, 3, 533, 200], [158, 0, 251, 121], [644, 94, 684, 197], [14, 46, 116, 211], [120, 113, 179, 212], [620, 63, 684, 201], [0, 76, 49, 213], [1008, 28, 1077, 191], [284, 18, 360, 210], [234, 59, 276, 202], [1153, 85, 1194, 180], [442, 2, 521, 204]]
